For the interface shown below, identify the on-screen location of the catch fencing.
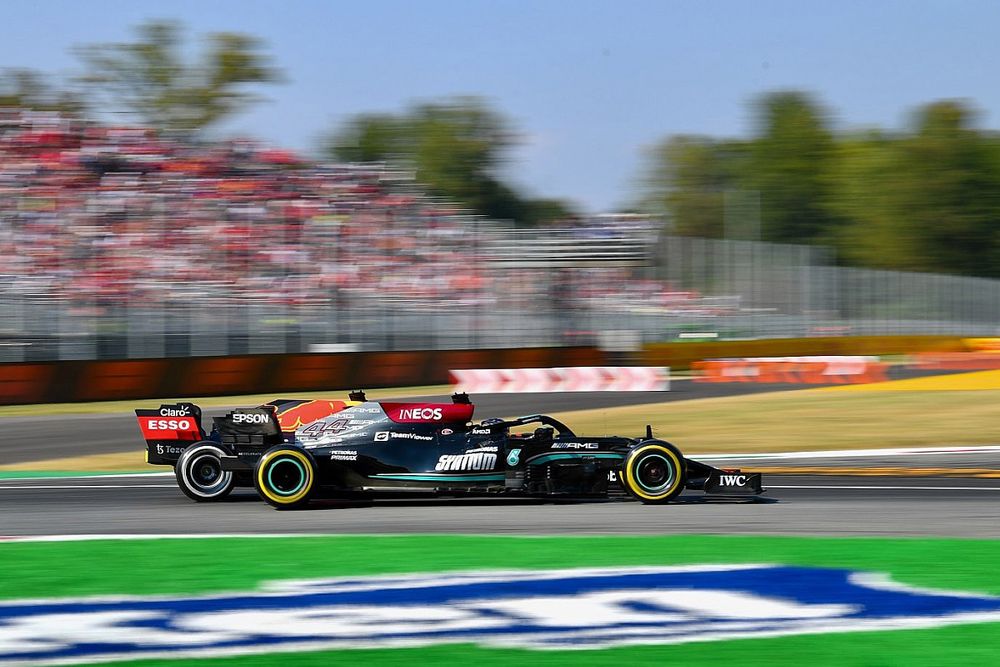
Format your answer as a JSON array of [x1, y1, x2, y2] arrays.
[[1, 227, 999, 362]]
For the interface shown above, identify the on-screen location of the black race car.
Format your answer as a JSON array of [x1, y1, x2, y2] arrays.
[[136, 392, 763, 509]]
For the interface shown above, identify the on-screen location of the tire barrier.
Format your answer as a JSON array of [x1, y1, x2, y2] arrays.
[[692, 356, 888, 384], [450, 366, 670, 393], [0, 346, 605, 406]]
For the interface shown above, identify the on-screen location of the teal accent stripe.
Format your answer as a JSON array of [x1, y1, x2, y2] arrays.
[[371, 473, 506, 482], [527, 453, 625, 465], [268, 457, 306, 496]]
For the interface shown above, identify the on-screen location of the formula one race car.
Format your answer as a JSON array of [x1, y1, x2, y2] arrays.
[[136, 393, 764, 509]]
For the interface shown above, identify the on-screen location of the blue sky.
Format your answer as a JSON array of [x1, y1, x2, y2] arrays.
[[2, 0, 998, 212]]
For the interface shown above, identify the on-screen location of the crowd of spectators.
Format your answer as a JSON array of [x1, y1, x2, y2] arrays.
[[0, 109, 505, 310], [1, 110, 706, 326]]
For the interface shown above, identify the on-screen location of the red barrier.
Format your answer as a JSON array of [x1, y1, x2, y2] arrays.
[[0, 346, 607, 406], [450, 367, 670, 393], [913, 352, 1000, 371], [692, 356, 888, 385]]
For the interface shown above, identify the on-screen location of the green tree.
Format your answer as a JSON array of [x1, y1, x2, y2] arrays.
[[76, 19, 280, 133], [897, 101, 1000, 276], [326, 97, 572, 224], [0, 68, 84, 114], [520, 197, 578, 226], [827, 101, 1000, 276], [407, 98, 513, 216], [824, 130, 921, 269], [748, 91, 836, 244], [642, 135, 747, 238], [325, 113, 401, 163]]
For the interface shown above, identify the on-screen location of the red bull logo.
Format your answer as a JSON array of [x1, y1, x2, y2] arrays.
[[274, 400, 351, 431]]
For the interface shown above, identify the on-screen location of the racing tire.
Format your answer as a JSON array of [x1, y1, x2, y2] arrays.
[[621, 440, 686, 504], [253, 446, 318, 510], [175, 442, 236, 502]]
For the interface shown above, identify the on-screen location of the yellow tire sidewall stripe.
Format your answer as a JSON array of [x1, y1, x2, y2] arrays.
[[257, 449, 314, 505], [624, 444, 683, 500]]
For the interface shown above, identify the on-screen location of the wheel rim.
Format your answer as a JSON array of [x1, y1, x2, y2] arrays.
[[267, 457, 306, 496], [186, 452, 231, 496], [634, 453, 675, 494]]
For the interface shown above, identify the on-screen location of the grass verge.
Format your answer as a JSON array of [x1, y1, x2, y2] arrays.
[[1, 535, 998, 667]]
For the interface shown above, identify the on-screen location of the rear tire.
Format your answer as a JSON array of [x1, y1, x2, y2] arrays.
[[621, 440, 686, 504], [254, 446, 318, 510], [175, 442, 235, 502]]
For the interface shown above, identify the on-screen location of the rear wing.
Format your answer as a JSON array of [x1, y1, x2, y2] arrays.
[[136, 393, 374, 466], [135, 403, 206, 465]]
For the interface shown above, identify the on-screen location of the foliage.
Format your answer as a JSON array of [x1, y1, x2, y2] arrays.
[[326, 97, 575, 225], [642, 136, 746, 238], [644, 92, 1000, 277], [0, 68, 84, 115], [747, 91, 837, 244], [75, 19, 281, 133]]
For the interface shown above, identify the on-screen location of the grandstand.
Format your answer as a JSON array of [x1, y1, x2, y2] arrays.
[[2, 110, 998, 361]]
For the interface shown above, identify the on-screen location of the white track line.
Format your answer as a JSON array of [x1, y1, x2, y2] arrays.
[[3, 483, 999, 493], [0, 472, 172, 482], [0, 484, 176, 490], [0, 533, 355, 543]]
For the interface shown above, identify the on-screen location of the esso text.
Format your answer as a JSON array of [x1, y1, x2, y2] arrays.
[[147, 419, 192, 431]]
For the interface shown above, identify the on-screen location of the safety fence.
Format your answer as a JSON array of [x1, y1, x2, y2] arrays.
[[3, 230, 1000, 363]]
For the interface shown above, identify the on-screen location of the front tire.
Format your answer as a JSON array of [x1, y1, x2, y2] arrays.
[[621, 440, 686, 504], [254, 446, 317, 510], [175, 442, 236, 502]]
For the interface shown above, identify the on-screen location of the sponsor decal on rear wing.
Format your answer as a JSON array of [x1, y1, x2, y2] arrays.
[[381, 402, 475, 424], [135, 403, 205, 465]]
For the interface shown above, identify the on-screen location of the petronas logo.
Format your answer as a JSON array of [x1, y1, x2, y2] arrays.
[[507, 448, 521, 466]]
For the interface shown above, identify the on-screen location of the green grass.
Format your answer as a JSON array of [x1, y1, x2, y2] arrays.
[[2, 535, 999, 666], [3, 534, 998, 600], [107, 626, 1000, 667]]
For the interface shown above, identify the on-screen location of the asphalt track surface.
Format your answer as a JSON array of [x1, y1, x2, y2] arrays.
[[0, 381, 813, 465], [1, 367, 996, 539], [2, 471, 999, 538], [0, 366, 954, 465]]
